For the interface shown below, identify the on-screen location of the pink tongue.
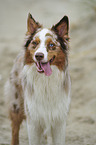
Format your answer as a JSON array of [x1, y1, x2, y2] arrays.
[[40, 62, 52, 76]]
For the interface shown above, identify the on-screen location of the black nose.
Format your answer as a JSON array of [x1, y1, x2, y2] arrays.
[[35, 53, 44, 61]]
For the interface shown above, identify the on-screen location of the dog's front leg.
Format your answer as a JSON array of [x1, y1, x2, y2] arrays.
[[52, 121, 66, 145], [27, 118, 41, 145], [10, 109, 25, 145]]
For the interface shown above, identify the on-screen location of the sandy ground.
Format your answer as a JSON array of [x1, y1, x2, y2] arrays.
[[0, 0, 96, 145]]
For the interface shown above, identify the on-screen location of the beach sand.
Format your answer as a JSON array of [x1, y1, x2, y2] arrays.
[[0, 0, 96, 144]]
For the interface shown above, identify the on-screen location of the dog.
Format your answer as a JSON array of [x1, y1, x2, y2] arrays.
[[5, 13, 71, 145]]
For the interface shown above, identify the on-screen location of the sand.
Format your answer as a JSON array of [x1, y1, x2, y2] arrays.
[[0, 0, 96, 144]]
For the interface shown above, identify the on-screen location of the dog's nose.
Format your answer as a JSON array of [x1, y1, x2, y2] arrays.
[[35, 53, 44, 61]]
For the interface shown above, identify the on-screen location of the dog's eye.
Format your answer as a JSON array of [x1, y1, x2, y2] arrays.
[[48, 43, 56, 50], [32, 41, 37, 45], [49, 43, 54, 47], [31, 41, 38, 49]]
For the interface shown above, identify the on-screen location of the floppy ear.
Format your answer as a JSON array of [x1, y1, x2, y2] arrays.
[[27, 13, 41, 35], [52, 16, 69, 41]]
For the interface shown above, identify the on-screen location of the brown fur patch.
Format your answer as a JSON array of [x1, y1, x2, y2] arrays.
[[46, 38, 66, 70], [24, 49, 34, 65], [53, 49, 66, 70], [10, 110, 26, 145], [24, 37, 41, 64], [48, 47, 66, 71]]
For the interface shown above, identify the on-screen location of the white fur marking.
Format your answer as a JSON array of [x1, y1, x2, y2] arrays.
[[34, 28, 52, 62], [21, 64, 71, 145]]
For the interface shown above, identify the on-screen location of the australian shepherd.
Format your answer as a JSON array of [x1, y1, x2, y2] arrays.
[[5, 13, 71, 145]]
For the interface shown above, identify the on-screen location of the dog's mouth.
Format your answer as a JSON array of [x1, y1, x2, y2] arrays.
[[36, 56, 55, 76]]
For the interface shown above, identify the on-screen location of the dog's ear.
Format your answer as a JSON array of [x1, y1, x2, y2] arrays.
[[27, 13, 41, 35], [52, 16, 69, 41]]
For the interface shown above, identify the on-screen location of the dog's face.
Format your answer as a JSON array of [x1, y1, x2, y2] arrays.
[[24, 14, 69, 76]]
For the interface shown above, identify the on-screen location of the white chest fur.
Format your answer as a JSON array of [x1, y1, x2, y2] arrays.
[[21, 64, 70, 124]]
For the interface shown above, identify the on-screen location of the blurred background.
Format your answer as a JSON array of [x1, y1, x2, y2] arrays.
[[0, 0, 96, 144]]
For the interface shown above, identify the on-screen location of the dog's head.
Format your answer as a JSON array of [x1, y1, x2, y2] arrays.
[[24, 13, 69, 76]]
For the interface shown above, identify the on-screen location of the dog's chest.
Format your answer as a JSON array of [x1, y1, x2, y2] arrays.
[[22, 65, 67, 121]]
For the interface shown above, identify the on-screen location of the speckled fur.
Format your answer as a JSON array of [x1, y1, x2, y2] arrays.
[[5, 14, 71, 145]]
